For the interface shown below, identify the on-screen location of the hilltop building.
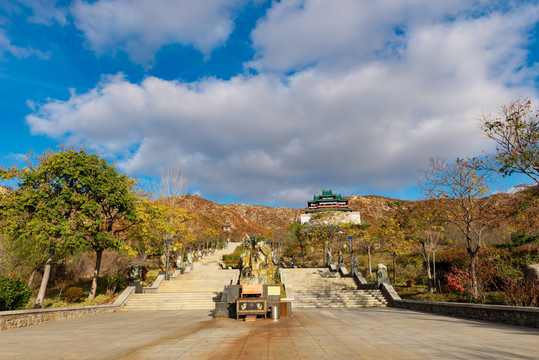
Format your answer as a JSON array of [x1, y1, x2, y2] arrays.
[[300, 189, 361, 225]]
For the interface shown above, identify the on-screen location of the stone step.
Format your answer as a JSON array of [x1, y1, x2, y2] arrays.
[[294, 303, 384, 308], [292, 287, 388, 308], [294, 295, 386, 301], [294, 299, 380, 305], [159, 280, 235, 293], [123, 293, 219, 311]]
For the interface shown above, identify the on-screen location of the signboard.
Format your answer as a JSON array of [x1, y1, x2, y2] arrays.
[[267, 285, 280, 296], [236, 299, 266, 319], [241, 284, 263, 297]]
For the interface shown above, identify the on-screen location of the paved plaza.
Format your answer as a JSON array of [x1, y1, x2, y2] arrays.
[[1, 308, 538, 359]]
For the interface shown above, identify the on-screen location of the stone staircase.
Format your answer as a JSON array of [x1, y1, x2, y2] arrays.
[[123, 243, 240, 311], [280, 268, 387, 308]]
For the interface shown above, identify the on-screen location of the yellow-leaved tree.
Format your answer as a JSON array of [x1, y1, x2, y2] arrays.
[[420, 158, 496, 301]]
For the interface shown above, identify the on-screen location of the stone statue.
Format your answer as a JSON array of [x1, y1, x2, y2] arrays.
[[239, 241, 278, 284], [338, 251, 344, 267], [376, 263, 390, 286], [129, 265, 142, 282], [352, 256, 359, 272], [326, 251, 334, 266], [129, 265, 143, 293], [160, 253, 167, 272], [291, 257, 297, 268]]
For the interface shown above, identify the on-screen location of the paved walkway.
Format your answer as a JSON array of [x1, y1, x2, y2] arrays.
[[1, 308, 538, 359]]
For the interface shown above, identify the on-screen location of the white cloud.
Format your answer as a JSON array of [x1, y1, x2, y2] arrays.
[[19, 0, 68, 25], [25, 1, 539, 206], [248, 0, 527, 72], [70, 0, 249, 65], [0, 29, 48, 59]]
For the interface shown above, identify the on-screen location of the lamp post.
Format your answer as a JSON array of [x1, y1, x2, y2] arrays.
[[346, 235, 354, 270], [165, 238, 173, 281]]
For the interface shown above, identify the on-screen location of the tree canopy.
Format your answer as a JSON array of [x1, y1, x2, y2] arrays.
[[0, 148, 138, 303], [473, 98, 539, 184]]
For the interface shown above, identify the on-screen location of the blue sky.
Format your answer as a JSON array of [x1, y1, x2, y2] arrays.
[[1, 0, 538, 207]]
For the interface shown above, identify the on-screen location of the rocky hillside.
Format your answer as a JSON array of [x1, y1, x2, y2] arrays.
[[175, 186, 538, 238], [175, 193, 400, 235], [175, 194, 299, 236]]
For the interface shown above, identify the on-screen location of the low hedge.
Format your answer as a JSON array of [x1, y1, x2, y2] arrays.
[[0, 274, 32, 311]]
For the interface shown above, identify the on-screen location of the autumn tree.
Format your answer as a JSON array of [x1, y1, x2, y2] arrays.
[[421, 157, 496, 300], [127, 197, 191, 261], [149, 165, 194, 266], [374, 215, 412, 283], [472, 98, 539, 184], [307, 211, 356, 266], [289, 223, 309, 266], [358, 225, 379, 277], [409, 201, 446, 293], [340, 222, 370, 270]]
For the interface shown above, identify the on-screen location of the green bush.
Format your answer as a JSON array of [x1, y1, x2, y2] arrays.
[[64, 286, 83, 303], [0, 274, 32, 311], [222, 254, 241, 262]]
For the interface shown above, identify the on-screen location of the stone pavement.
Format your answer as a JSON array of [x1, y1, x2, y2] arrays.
[[1, 308, 538, 359]]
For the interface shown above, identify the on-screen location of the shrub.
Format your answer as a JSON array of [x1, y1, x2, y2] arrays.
[[435, 249, 468, 273], [222, 254, 241, 262], [0, 274, 32, 311], [406, 279, 416, 287], [444, 266, 468, 294], [502, 279, 539, 307], [106, 273, 128, 295], [64, 286, 83, 303]]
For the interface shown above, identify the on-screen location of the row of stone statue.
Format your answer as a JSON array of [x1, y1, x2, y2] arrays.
[[326, 250, 360, 271], [157, 248, 216, 272]]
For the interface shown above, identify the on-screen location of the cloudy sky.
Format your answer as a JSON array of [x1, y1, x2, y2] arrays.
[[1, 0, 538, 207]]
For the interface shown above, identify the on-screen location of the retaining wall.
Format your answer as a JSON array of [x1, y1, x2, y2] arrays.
[[0, 285, 136, 331], [380, 283, 539, 328], [0, 305, 120, 330], [392, 299, 539, 328]]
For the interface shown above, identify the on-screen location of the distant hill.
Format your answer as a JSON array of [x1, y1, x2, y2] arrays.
[[175, 185, 538, 240], [175, 194, 299, 237], [175, 193, 408, 235]]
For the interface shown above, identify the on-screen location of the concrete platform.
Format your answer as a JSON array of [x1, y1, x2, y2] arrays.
[[0, 308, 538, 359]]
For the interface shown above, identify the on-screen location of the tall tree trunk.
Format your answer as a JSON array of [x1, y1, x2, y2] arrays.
[[470, 252, 478, 301], [422, 242, 435, 293], [300, 241, 306, 267], [88, 248, 104, 301], [322, 240, 326, 267], [28, 269, 37, 288], [432, 249, 436, 287], [392, 252, 397, 283], [34, 250, 53, 308], [367, 245, 372, 277]]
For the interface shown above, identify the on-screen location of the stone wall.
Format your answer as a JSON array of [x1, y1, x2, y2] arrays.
[[1, 285, 136, 331], [379, 283, 539, 328], [0, 305, 120, 330], [392, 300, 539, 328]]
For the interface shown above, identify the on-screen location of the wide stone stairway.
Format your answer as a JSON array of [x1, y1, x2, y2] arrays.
[[280, 268, 387, 308], [123, 243, 240, 311]]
